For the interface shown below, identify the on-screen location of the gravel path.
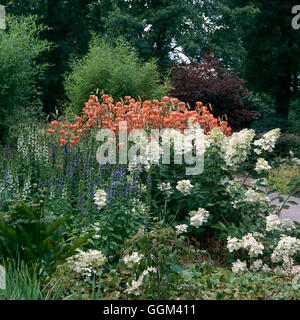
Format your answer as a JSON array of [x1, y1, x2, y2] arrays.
[[270, 194, 300, 223]]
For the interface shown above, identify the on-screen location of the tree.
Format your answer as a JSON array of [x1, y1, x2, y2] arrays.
[[169, 57, 261, 129], [213, 0, 300, 125], [0, 15, 51, 141], [88, 0, 209, 71], [2, 0, 95, 113], [64, 38, 170, 116]]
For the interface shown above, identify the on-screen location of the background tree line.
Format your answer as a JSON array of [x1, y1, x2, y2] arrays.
[[0, 0, 300, 133]]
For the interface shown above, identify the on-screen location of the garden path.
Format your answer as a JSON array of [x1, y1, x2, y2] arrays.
[[236, 176, 300, 223]]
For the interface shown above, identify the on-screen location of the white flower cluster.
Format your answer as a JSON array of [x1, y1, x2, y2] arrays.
[[227, 233, 264, 258], [232, 259, 248, 274], [227, 236, 242, 252], [242, 233, 264, 257], [176, 180, 193, 196], [207, 128, 225, 153], [253, 128, 281, 155], [266, 214, 281, 232], [250, 259, 271, 272], [26, 129, 49, 165], [266, 215, 296, 232], [160, 125, 210, 160], [157, 182, 173, 197], [175, 224, 188, 235], [223, 179, 241, 194], [131, 199, 148, 216], [22, 175, 31, 200], [66, 249, 106, 277], [184, 125, 210, 156], [94, 189, 107, 208], [281, 219, 296, 232], [146, 137, 163, 164], [82, 222, 101, 239], [189, 208, 210, 227], [255, 158, 271, 174], [124, 252, 144, 268], [243, 188, 270, 205], [128, 155, 151, 172], [61, 185, 68, 199], [291, 157, 300, 166], [17, 134, 29, 158], [271, 235, 300, 265], [5, 168, 19, 193], [223, 129, 255, 168], [126, 267, 156, 296]]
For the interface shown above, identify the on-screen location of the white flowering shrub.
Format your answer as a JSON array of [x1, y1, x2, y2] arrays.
[[106, 223, 195, 299], [65, 249, 106, 278], [146, 127, 286, 240], [225, 213, 300, 278]]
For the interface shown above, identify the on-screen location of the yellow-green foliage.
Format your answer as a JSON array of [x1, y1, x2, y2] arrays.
[[64, 37, 171, 117], [268, 164, 300, 195]]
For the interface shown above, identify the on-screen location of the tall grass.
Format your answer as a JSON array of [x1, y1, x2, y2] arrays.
[[0, 260, 63, 300]]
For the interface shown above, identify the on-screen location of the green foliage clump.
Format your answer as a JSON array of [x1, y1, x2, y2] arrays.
[[64, 37, 170, 117], [0, 15, 51, 141], [185, 263, 300, 300], [274, 134, 300, 158], [0, 260, 63, 300], [268, 164, 300, 196], [0, 197, 93, 273]]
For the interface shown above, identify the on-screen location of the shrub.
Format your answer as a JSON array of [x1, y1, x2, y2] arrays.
[[0, 15, 51, 142], [268, 164, 300, 196], [169, 57, 252, 129], [64, 38, 170, 116], [273, 134, 300, 158], [0, 197, 93, 273], [224, 211, 300, 279]]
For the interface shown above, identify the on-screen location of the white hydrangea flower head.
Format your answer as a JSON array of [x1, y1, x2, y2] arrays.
[[124, 252, 144, 268], [227, 236, 242, 252], [223, 129, 255, 168], [66, 249, 106, 277], [255, 158, 271, 173], [207, 127, 226, 151], [232, 259, 248, 274], [126, 267, 156, 295], [261, 264, 271, 273], [189, 208, 210, 227], [253, 128, 281, 154], [157, 182, 173, 197], [94, 189, 107, 208], [250, 259, 264, 272], [266, 214, 281, 232], [183, 124, 210, 155], [176, 180, 193, 196], [271, 235, 300, 264], [175, 224, 188, 235], [242, 233, 264, 258], [244, 188, 270, 204]]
